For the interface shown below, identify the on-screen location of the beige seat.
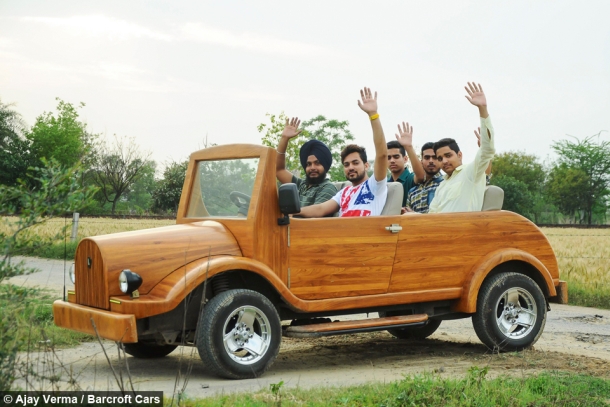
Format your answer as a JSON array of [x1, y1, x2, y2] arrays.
[[332, 181, 404, 216], [481, 185, 504, 211]]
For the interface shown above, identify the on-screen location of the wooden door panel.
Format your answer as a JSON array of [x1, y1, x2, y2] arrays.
[[289, 217, 400, 300]]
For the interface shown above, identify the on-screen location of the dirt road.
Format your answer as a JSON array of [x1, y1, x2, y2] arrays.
[[8, 257, 610, 398]]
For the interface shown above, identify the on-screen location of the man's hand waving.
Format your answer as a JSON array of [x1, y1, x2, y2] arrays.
[[281, 117, 302, 140], [276, 116, 302, 184], [464, 82, 489, 119], [357, 87, 378, 116], [395, 122, 414, 148]]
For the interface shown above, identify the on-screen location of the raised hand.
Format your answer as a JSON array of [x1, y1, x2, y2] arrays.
[[395, 122, 414, 148], [281, 117, 302, 139], [357, 87, 378, 115], [474, 127, 481, 147], [464, 82, 487, 107]]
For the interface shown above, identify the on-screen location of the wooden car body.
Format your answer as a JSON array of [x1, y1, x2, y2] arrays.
[[54, 144, 566, 377]]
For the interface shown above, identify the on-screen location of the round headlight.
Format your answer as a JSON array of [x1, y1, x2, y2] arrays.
[[119, 271, 128, 293], [69, 263, 76, 284], [119, 270, 142, 294]]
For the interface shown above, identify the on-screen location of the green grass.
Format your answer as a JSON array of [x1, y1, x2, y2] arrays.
[[0, 284, 94, 352], [568, 281, 610, 309], [6, 240, 78, 260], [179, 369, 610, 406]]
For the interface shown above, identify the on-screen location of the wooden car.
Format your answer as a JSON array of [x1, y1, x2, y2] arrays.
[[54, 144, 568, 379]]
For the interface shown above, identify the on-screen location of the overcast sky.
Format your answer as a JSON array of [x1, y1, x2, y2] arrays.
[[1, 1, 609, 170]]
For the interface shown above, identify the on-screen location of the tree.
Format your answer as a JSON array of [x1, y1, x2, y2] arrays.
[[491, 175, 535, 218], [122, 160, 157, 213], [548, 132, 610, 224], [489, 151, 549, 221], [259, 113, 355, 181], [26, 98, 95, 169], [152, 160, 188, 214], [0, 158, 96, 391], [0, 100, 33, 187], [88, 135, 152, 214]]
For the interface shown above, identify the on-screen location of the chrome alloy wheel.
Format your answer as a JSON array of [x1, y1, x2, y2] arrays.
[[494, 287, 537, 340], [222, 305, 271, 365]]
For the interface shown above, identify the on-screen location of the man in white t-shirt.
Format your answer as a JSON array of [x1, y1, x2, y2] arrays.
[[297, 87, 389, 217]]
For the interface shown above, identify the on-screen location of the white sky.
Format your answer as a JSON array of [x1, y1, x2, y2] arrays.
[[1, 1, 609, 170]]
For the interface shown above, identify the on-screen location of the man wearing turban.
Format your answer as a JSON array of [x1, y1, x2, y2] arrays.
[[275, 118, 337, 210]]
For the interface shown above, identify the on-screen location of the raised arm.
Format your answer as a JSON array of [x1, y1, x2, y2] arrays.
[[297, 199, 339, 218], [357, 87, 387, 181], [475, 127, 493, 175], [466, 82, 495, 176], [395, 121, 425, 183], [276, 117, 302, 184]]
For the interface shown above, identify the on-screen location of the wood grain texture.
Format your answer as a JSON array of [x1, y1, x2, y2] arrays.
[[288, 216, 401, 299], [77, 221, 241, 307], [453, 248, 557, 313], [74, 239, 107, 309], [53, 300, 137, 343], [388, 211, 559, 310], [175, 146, 289, 284], [285, 314, 428, 333], [108, 255, 462, 318]]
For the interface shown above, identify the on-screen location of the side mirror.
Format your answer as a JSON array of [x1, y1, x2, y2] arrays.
[[278, 183, 301, 215]]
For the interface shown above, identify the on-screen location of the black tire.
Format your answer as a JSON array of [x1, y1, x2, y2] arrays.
[[196, 289, 281, 379], [472, 272, 546, 352], [123, 342, 177, 358], [379, 311, 442, 340]]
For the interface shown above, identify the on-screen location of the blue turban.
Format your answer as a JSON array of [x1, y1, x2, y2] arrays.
[[299, 140, 333, 172]]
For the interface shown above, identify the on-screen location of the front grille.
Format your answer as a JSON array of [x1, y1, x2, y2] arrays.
[[75, 240, 109, 309]]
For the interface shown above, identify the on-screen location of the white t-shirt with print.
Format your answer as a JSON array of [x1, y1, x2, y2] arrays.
[[332, 177, 388, 217]]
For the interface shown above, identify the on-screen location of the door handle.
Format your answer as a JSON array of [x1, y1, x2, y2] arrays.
[[385, 224, 402, 233]]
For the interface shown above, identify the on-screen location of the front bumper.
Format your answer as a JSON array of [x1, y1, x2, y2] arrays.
[[53, 300, 138, 343]]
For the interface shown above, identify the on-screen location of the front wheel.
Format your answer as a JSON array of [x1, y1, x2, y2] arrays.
[[196, 289, 281, 379], [472, 272, 546, 352]]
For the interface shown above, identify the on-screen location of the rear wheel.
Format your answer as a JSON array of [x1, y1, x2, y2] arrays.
[[196, 289, 281, 379], [472, 272, 546, 352], [379, 311, 442, 340], [123, 342, 177, 358]]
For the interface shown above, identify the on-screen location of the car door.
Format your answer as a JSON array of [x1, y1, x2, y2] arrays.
[[288, 216, 401, 300]]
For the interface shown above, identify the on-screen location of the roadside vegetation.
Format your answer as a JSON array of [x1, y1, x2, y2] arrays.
[[182, 369, 610, 406], [541, 227, 610, 309], [0, 284, 92, 351]]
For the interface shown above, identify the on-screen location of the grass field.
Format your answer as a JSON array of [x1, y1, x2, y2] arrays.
[[183, 370, 610, 406], [2, 217, 609, 308]]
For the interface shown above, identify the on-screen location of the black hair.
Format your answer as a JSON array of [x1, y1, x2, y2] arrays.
[[433, 138, 460, 154], [421, 142, 435, 155], [341, 144, 367, 163], [386, 140, 406, 156]]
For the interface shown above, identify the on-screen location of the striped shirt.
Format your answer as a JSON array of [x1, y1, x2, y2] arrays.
[[405, 173, 444, 213]]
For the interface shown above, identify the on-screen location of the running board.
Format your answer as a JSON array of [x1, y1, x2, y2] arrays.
[[283, 314, 428, 338]]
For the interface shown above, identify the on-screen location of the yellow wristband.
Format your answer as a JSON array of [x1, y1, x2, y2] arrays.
[[369, 113, 379, 121]]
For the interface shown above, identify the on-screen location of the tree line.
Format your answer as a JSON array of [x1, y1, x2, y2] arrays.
[[1, 98, 608, 224]]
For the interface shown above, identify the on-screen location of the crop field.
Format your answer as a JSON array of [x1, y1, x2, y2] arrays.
[[2, 217, 609, 307]]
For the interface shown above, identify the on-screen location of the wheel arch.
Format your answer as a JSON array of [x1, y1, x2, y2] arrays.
[[454, 249, 557, 314], [110, 256, 290, 319]]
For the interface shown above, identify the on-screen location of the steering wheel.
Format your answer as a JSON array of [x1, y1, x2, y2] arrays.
[[229, 191, 251, 216]]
